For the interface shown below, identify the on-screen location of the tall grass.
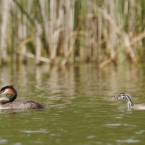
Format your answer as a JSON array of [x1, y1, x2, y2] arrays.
[[0, 0, 145, 66]]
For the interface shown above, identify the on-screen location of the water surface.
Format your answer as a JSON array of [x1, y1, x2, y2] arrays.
[[0, 64, 145, 145]]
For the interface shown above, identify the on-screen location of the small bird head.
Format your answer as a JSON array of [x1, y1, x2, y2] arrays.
[[112, 92, 130, 101], [111, 92, 134, 108]]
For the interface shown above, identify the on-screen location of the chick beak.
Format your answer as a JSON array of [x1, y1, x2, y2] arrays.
[[111, 95, 118, 100]]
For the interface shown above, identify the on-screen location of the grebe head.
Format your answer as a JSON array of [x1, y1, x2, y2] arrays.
[[112, 93, 134, 108], [0, 85, 17, 102]]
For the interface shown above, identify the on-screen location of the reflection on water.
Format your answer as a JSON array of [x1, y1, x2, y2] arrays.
[[0, 63, 143, 100], [0, 63, 145, 144]]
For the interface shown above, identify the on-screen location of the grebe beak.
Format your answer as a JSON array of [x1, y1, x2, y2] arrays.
[[0, 90, 4, 94], [111, 95, 119, 100]]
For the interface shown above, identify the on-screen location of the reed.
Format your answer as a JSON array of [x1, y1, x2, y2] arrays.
[[0, 0, 145, 66]]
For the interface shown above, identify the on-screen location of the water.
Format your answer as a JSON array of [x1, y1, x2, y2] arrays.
[[0, 63, 145, 144]]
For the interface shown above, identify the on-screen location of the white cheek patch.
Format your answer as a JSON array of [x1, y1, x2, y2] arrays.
[[0, 89, 9, 95], [0, 96, 9, 101]]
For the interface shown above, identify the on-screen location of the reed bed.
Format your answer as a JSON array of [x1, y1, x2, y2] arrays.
[[0, 0, 145, 66]]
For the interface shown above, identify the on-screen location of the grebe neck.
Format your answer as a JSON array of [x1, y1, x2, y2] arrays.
[[125, 95, 134, 108], [6, 92, 17, 102]]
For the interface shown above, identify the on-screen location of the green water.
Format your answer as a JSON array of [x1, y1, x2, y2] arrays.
[[0, 64, 145, 145]]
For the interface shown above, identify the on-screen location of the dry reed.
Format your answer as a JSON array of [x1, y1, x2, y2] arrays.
[[0, 0, 144, 66]]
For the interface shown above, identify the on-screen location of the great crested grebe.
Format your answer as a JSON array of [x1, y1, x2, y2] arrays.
[[0, 85, 46, 109], [112, 92, 145, 110]]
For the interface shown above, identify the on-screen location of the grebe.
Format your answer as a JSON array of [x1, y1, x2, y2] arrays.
[[112, 92, 145, 110], [0, 85, 46, 109]]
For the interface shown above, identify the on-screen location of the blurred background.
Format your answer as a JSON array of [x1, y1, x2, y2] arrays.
[[1, 1, 145, 145], [0, 0, 144, 66]]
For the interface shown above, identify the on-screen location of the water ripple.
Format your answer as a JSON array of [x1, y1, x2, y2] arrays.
[[103, 123, 136, 127], [135, 130, 145, 134], [0, 139, 7, 144], [87, 135, 96, 139], [20, 129, 48, 134], [116, 139, 140, 143], [103, 123, 121, 127]]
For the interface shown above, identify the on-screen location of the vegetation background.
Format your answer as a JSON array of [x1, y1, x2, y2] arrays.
[[0, 0, 145, 67]]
